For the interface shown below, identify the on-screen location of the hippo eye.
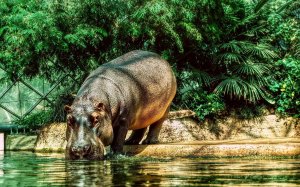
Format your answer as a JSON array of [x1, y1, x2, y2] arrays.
[[67, 115, 76, 127], [90, 112, 100, 127]]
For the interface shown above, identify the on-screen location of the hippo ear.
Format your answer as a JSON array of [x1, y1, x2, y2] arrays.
[[64, 105, 72, 113], [95, 102, 105, 112]]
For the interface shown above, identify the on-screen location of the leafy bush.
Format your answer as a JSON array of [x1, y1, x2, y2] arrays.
[[16, 110, 52, 130], [176, 70, 225, 120], [15, 91, 74, 130], [269, 57, 300, 117], [0, 0, 278, 103]]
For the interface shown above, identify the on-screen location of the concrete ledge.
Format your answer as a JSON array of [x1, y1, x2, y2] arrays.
[[5, 135, 36, 151], [4, 135, 300, 157], [123, 138, 300, 157]]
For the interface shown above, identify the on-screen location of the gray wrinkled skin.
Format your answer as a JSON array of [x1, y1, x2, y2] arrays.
[[65, 100, 111, 160], [65, 50, 177, 160]]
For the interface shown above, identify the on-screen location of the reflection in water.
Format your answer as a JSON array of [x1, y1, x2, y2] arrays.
[[65, 160, 111, 186], [64, 157, 164, 186], [0, 152, 299, 186]]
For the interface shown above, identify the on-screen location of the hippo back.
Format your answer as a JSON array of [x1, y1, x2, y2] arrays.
[[79, 50, 177, 130]]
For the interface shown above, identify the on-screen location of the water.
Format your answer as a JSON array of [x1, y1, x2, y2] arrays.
[[0, 151, 299, 187]]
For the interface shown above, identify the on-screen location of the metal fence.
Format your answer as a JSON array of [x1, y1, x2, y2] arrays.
[[0, 68, 65, 128]]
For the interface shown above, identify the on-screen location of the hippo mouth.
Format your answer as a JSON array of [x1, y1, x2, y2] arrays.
[[70, 153, 103, 160], [66, 144, 105, 160]]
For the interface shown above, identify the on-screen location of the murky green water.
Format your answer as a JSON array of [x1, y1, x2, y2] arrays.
[[0, 152, 299, 187]]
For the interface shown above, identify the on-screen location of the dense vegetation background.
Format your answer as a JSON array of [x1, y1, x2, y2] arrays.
[[0, 0, 299, 127]]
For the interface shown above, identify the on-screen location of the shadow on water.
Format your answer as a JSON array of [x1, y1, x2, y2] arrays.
[[0, 152, 299, 186]]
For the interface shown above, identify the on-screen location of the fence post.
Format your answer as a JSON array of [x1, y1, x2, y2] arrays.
[[0, 133, 4, 151]]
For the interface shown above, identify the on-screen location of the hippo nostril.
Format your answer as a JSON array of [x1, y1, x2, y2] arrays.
[[71, 146, 78, 153], [83, 145, 91, 154], [70, 144, 91, 158]]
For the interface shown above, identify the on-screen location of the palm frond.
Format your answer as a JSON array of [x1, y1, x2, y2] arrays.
[[246, 76, 269, 87], [233, 62, 269, 76], [240, 42, 278, 59], [214, 76, 244, 99], [242, 24, 268, 37], [244, 83, 261, 102], [181, 69, 213, 87], [217, 52, 244, 64], [219, 40, 242, 53], [254, 0, 272, 13], [254, 44, 278, 58], [258, 88, 275, 104], [194, 70, 213, 87], [218, 40, 277, 64], [214, 75, 273, 103], [244, 83, 274, 104]]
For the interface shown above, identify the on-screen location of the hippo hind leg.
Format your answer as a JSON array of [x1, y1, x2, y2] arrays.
[[142, 107, 169, 144], [125, 128, 147, 145]]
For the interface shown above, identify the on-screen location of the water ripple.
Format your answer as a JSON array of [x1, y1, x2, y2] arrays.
[[0, 152, 299, 186]]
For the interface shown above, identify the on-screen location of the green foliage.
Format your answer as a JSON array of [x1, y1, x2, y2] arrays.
[[269, 57, 300, 117], [15, 91, 74, 129], [0, 0, 299, 122], [177, 70, 224, 120], [232, 105, 266, 120], [16, 110, 52, 130], [50, 92, 75, 122], [266, 0, 300, 117], [267, 0, 299, 57]]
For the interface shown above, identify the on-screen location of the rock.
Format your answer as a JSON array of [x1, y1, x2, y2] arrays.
[[201, 115, 300, 140], [34, 123, 67, 152], [138, 113, 300, 143], [168, 110, 196, 119], [158, 118, 216, 142], [127, 110, 215, 143]]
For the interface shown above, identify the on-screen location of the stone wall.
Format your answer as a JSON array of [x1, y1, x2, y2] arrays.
[[157, 114, 300, 143], [34, 123, 67, 152], [31, 111, 300, 152]]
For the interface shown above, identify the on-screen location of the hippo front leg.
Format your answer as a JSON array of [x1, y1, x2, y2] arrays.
[[111, 119, 128, 154], [125, 128, 147, 145]]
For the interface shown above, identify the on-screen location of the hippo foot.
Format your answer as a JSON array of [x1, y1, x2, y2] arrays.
[[106, 151, 121, 157], [125, 139, 141, 145], [142, 139, 159, 145]]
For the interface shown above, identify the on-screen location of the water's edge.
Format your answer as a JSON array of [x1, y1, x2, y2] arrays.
[[4, 135, 300, 157]]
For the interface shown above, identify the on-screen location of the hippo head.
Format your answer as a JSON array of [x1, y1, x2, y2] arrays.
[[64, 102, 113, 160]]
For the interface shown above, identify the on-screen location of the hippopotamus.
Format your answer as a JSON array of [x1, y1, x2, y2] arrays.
[[64, 50, 177, 160]]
